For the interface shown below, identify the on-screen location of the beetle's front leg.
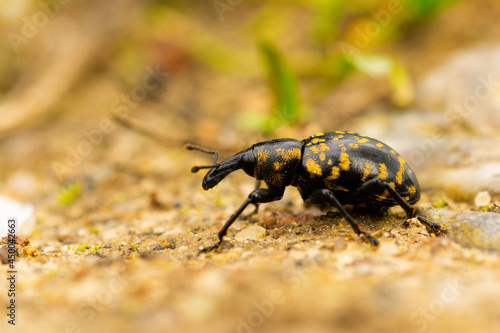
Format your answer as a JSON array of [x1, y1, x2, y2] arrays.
[[239, 180, 262, 221], [199, 186, 284, 255]]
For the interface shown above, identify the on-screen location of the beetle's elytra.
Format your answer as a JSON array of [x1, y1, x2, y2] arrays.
[[187, 131, 442, 255]]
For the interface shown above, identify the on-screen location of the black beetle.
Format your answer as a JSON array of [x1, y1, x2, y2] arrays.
[[187, 131, 442, 254]]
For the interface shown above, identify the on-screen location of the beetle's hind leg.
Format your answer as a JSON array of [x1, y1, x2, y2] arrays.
[[308, 189, 379, 248], [341, 178, 443, 235]]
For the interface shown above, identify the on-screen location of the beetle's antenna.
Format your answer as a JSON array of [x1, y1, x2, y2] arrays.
[[185, 145, 220, 173]]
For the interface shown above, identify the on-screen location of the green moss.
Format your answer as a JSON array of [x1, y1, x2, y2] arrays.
[[432, 198, 447, 208], [58, 181, 82, 205], [75, 243, 91, 253]]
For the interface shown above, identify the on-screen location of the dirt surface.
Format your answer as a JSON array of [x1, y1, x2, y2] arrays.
[[1, 1, 500, 333], [1, 93, 499, 333]]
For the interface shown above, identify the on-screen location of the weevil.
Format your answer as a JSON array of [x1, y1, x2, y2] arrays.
[[187, 132, 442, 255]]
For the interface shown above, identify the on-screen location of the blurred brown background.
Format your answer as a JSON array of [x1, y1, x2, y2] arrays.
[[0, 1, 500, 332]]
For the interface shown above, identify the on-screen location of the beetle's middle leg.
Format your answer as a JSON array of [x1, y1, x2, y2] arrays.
[[308, 189, 379, 248], [341, 178, 443, 234], [199, 185, 284, 255]]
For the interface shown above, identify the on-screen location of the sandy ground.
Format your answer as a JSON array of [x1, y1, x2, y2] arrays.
[[1, 2, 500, 332]]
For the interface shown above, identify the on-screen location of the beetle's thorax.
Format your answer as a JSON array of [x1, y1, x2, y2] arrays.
[[251, 138, 302, 188]]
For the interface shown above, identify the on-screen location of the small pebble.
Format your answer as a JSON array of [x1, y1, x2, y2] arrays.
[[474, 191, 491, 208], [152, 245, 164, 251], [178, 245, 189, 252], [23, 246, 39, 257], [234, 225, 267, 242]]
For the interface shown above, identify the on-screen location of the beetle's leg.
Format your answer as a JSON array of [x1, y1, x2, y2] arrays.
[[309, 189, 379, 248], [240, 180, 262, 220], [200, 186, 284, 255], [342, 178, 443, 235]]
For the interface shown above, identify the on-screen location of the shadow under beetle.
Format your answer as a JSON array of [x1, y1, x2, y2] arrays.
[[187, 131, 443, 255]]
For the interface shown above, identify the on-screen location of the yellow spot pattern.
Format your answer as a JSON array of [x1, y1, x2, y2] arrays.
[[378, 163, 388, 179], [273, 161, 282, 171], [306, 159, 322, 177], [348, 143, 359, 148], [361, 162, 371, 181], [333, 135, 344, 141], [377, 189, 390, 201], [408, 185, 417, 195], [357, 138, 370, 144], [395, 156, 406, 185], [326, 166, 341, 181], [339, 152, 350, 170], [319, 152, 326, 161], [257, 150, 268, 164], [276, 148, 301, 162], [311, 138, 325, 144], [318, 143, 330, 152], [376, 143, 384, 148], [390, 150, 396, 155]]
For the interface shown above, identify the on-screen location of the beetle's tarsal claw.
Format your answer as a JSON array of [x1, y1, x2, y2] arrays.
[[417, 217, 444, 235], [198, 241, 223, 256], [360, 231, 379, 249]]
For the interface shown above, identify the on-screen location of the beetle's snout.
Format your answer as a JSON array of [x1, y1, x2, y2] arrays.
[[201, 180, 211, 191], [201, 169, 223, 190]]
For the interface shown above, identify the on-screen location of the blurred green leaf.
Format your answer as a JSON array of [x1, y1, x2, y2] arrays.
[[389, 60, 413, 107], [308, 0, 346, 46], [349, 53, 413, 106], [259, 40, 302, 129], [350, 54, 392, 78], [404, 0, 460, 22], [58, 181, 82, 206], [238, 41, 303, 132]]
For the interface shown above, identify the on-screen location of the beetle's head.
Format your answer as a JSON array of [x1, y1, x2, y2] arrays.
[[186, 145, 255, 190]]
